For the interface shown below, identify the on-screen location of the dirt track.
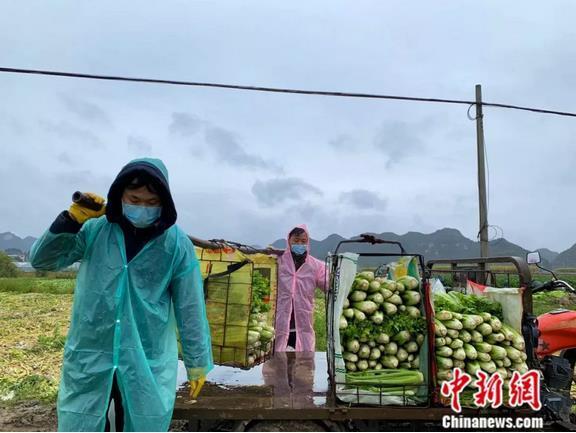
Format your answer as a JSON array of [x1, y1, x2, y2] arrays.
[[0, 402, 190, 432]]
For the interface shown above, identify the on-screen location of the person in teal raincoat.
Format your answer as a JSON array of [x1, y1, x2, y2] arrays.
[[30, 158, 213, 432]]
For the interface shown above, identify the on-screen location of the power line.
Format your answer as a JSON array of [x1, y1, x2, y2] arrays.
[[1, 66, 576, 118]]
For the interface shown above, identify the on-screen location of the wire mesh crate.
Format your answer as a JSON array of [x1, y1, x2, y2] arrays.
[[196, 242, 278, 369], [426, 257, 536, 408], [326, 234, 434, 406]]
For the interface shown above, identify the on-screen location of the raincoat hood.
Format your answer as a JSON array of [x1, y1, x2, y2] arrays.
[[106, 158, 177, 231], [285, 224, 310, 256]]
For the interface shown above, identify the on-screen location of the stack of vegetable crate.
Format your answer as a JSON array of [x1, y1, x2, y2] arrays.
[[195, 246, 278, 368], [433, 291, 528, 399], [333, 259, 429, 405]]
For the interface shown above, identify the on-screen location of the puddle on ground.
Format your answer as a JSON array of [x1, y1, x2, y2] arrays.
[[176, 352, 330, 408]]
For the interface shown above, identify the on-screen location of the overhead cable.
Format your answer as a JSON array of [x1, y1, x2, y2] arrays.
[[1, 67, 576, 118]]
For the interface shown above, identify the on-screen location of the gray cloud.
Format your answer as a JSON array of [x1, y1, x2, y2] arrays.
[[169, 112, 204, 137], [57, 152, 73, 165], [205, 126, 282, 172], [169, 113, 281, 171], [3, 2, 576, 252], [127, 135, 153, 154], [252, 178, 323, 207], [61, 96, 112, 127], [329, 134, 356, 151], [40, 120, 103, 149], [340, 189, 387, 210], [373, 121, 425, 167]]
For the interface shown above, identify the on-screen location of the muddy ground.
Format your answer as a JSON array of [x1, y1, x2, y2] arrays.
[[0, 402, 191, 432], [0, 402, 326, 432], [0, 402, 57, 432]]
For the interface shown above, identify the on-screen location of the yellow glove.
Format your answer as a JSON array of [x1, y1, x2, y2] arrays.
[[68, 192, 106, 224], [189, 376, 206, 400]]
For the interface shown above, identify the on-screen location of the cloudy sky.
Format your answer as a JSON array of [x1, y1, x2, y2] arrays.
[[1, 1, 575, 252]]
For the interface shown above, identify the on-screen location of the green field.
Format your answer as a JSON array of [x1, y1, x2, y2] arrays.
[[0, 290, 72, 404], [0, 278, 329, 405], [0, 277, 75, 295], [314, 288, 326, 351], [0, 273, 574, 405]]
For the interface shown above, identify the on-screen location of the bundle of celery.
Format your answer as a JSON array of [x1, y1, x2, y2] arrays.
[[345, 369, 424, 395], [434, 292, 528, 385], [340, 271, 426, 373]]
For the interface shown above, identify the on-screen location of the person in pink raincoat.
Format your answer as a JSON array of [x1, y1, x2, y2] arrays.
[[274, 225, 328, 352]]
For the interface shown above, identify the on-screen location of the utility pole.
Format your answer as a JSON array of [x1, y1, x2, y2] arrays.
[[476, 84, 489, 258]]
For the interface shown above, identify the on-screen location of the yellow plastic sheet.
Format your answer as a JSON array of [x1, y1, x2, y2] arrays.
[[195, 246, 278, 368]]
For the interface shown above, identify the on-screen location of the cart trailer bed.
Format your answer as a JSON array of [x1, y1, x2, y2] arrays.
[[173, 352, 536, 423]]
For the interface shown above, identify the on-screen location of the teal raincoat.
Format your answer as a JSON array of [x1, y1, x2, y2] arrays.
[[30, 158, 213, 431]]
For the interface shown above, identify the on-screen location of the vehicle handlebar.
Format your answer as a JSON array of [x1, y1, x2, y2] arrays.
[[531, 278, 576, 294]]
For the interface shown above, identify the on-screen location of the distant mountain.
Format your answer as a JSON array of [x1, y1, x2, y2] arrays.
[[552, 244, 576, 269], [0, 232, 37, 253], [272, 228, 559, 267], [537, 248, 559, 265], [4, 227, 575, 268]]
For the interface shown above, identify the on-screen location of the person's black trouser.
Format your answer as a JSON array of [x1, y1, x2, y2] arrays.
[[287, 331, 297, 349], [104, 374, 124, 432], [287, 309, 297, 349]]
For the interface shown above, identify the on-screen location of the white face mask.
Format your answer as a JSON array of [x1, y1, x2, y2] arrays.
[[291, 244, 307, 255], [122, 203, 162, 228]]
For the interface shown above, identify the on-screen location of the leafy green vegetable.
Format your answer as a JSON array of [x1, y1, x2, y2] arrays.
[[342, 310, 425, 342], [437, 346, 453, 357], [466, 361, 481, 376], [443, 319, 463, 330], [437, 369, 453, 381], [458, 330, 472, 343], [477, 352, 491, 362], [436, 310, 453, 321], [433, 292, 462, 313], [434, 319, 447, 337], [384, 342, 398, 355], [453, 348, 466, 361], [449, 339, 464, 350], [381, 312, 426, 336], [251, 271, 271, 314], [404, 341, 419, 353], [436, 356, 453, 369], [350, 290, 368, 302], [396, 348, 409, 362], [343, 352, 358, 362], [464, 343, 478, 360], [434, 291, 503, 320], [480, 360, 497, 374]]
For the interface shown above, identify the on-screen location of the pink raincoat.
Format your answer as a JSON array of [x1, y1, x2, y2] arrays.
[[274, 225, 328, 352]]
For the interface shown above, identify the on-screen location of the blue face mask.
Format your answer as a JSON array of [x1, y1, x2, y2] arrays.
[[291, 244, 307, 255], [122, 203, 162, 228]]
